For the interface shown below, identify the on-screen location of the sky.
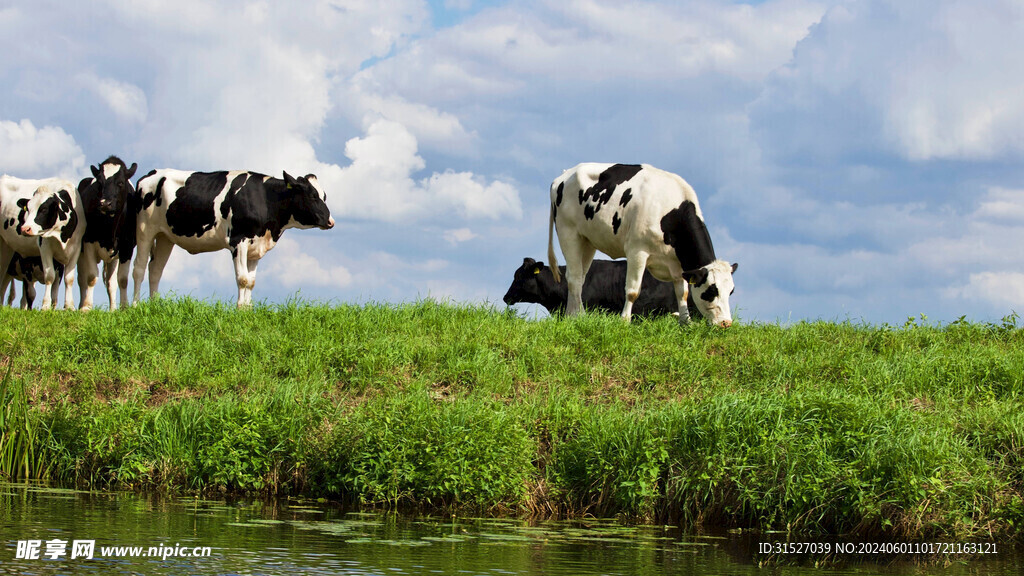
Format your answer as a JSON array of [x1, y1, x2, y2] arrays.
[[2, 0, 1023, 324]]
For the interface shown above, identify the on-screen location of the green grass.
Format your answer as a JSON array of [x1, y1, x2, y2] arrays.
[[1, 299, 1023, 542]]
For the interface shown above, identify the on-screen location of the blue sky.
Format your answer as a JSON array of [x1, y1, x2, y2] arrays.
[[2, 0, 1023, 324]]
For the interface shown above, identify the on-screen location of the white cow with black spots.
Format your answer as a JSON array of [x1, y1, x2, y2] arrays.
[[0, 175, 85, 310], [547, 163, 737, 327]]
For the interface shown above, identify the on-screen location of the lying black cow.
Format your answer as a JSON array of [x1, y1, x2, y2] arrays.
[[503, 257, 699, 319]]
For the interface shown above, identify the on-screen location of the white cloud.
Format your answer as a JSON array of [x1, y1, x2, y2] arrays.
[[323, 119, 522, 222], [0, 119, 85, 178], [262, 237, 353, 288], [443, 227, 478, 245], [952, 272, 1024, 311], [78, 74, 148, 124], [753, 0, 1024, 164]]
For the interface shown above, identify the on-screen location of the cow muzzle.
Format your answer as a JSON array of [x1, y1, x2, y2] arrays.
[[19, 224, 35, 237], [717, 319, 733, 328], [324, 217, 335, 230]]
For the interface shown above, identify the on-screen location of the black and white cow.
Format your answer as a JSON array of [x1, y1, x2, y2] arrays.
[[503, 257, 700, 319], [548, 163, 737, 327], [77, 156, 138, 311], [5, 254, 63, 309], [132, 170, 335, 307], [0, 175, 85, 310]]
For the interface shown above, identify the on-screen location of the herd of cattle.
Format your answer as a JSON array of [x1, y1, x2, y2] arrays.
[[0, 159, 736, 326]]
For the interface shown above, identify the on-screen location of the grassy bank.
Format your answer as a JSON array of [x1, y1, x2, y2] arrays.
[[1, 299, 1023, 542]]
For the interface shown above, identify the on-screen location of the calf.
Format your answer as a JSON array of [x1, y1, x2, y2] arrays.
[[548, 163, 737, 327], [5, 254, 63, 309], [132, 170, 335, 307], [77, 156, 138, 310], [503, 257, 699, 319], [0, 175, 85, 310]]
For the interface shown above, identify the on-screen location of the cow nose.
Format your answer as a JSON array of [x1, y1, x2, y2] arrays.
[[326, 217, 335, 229], [19, 224, 33, 236], [718, 319, 732, 328]]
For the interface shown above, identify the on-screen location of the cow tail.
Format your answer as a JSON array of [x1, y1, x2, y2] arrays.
[[548, 194, 560, 284]]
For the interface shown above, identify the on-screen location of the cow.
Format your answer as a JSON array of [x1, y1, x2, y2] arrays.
[[0, 175, 85, 310], [132, 170, 335, 307], [5, 254, 63, 309], [77, 156, 138, 311], [548, 163, 737, 327], [503, 257, 701, 319]]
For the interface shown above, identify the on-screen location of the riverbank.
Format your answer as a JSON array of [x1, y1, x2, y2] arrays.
[[2, 299, 1023, 543]]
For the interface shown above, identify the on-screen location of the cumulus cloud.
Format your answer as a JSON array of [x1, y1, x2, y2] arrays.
[[323, 119, 522, 222], [752, 0, 1024, 165], [78, 74, 148, 124], [262, 237, 353, 288], [0, 119, 85, 178]]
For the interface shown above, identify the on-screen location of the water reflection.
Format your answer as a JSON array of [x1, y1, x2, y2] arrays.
[[0, 483, 1017, 575]]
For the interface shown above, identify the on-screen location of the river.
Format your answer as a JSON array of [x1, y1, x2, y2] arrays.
[[0, 482, 1017, 575]]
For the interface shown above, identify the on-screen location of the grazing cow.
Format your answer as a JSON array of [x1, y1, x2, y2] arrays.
[[503, 257, 700, 319], [133, 170, 335, 307], [548, 163, 737, 327], [0, 175, 85, 310], [5, 254, 63, 309], [77, 156, 138, 311]]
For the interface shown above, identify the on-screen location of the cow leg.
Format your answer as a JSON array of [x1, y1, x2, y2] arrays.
[[5, 282, 14, 307], [22, 281, 35, 310], [622, 251, 650, 323], [132, 236, 153, 305], [0, 243, 15, 302], [62, 247, 80, 311], [232, 242, 251, 308], [558, 233, 595, 316], [244, 257, 259, 308], [147, 236, 175, 301], [78, 246, 100, 311], [38, 245, 56, 311], [118, 255, 131, 308], [103, 259, 119, 311], [672, 279, 692, 325]]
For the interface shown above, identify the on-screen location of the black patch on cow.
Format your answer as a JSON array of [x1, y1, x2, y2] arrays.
[[221, 173, 250, 220], [620, 188, 633, 207], [583, 204, 595, 220], [612, 212, 621, 234], [660, 200, 716, 272], [165, 172, 230, 238], [555, 182, 564, 207], [31, 195, 61, 232], [578, 164, 642, 213], [57, 189, 77, 243], [138, 171, 165, 210], [699, 283, 719, 303]]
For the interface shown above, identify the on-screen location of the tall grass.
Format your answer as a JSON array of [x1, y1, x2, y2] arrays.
[[1, 299, 1023, 540], [0, 356, 49, 480]]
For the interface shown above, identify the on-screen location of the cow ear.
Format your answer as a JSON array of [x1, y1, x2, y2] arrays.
[[282, 171, 297, 188], [90, 164, 101, 180], [682, 268, 709, 286], [16, 198, 28, 208], [731, 262, 738, 274], [126, 163, 138, 179], [522, 257, 536, 266]]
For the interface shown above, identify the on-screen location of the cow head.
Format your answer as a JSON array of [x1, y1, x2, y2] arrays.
[[682, 260, 738, 328], [504, 257, 560, 307], [18, 180, 79, 242], [283, 172, 335, 230], [90, 156, 137, 216]]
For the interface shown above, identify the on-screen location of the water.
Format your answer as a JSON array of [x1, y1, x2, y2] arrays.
[[0, 482, 1018, 575]]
